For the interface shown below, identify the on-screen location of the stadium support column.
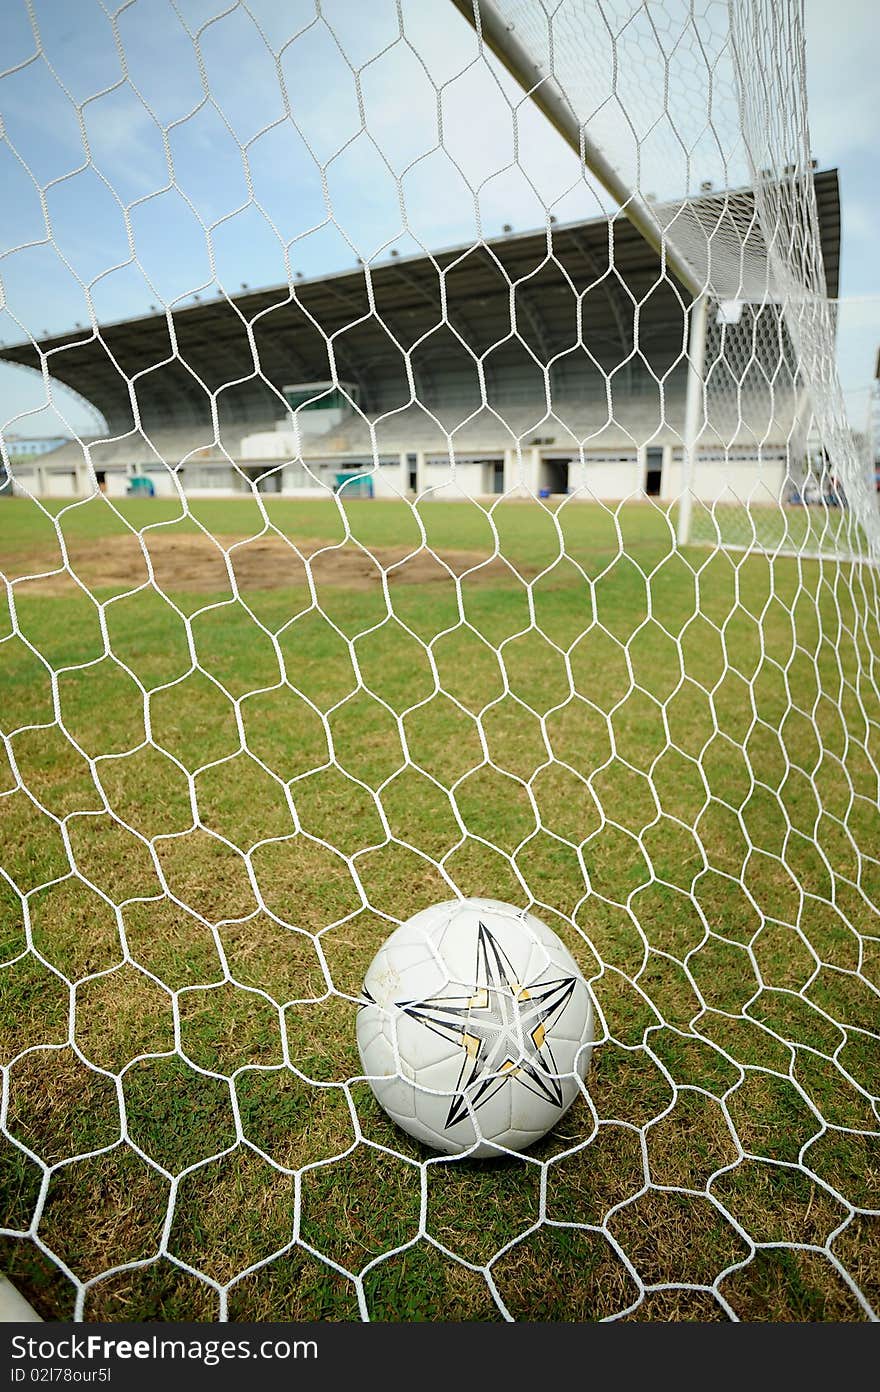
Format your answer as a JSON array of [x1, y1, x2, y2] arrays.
[[503, 447, 514, 496], [529, 446, 542, 496], [789, 385, 812, 493], [677, 293, 708, 548]]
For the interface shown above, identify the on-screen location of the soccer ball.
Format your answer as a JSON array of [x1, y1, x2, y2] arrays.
[[356, 898, 594, 1157]]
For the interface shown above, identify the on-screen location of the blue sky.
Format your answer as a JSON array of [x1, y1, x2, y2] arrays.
[[802, 0, 880, 434], [0, 0, 877, 439]]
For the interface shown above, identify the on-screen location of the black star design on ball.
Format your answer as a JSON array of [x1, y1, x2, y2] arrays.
[[397, 920, 578, 1130]]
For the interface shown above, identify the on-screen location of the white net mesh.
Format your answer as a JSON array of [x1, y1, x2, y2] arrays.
[[0, 0, 878, 1322]]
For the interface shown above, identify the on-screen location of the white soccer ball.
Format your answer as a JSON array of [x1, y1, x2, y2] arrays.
[[356, 898, 594, 1157]]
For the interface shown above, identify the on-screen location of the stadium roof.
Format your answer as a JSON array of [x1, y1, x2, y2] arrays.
[[0, 170, 840, 437]]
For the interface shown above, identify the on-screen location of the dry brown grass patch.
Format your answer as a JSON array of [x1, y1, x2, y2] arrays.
[[718, 1247, 869, 1321], [283, 995, 361, 1083], [226, 1248, 360, 1321], [234, 1070, 354, 1170], [167, 1148, 296, 1285], [74, 963, 174, 1071], [646, 1090, 739, 1188], [84, 1260, 219, 1322], [3, 532, 533, 598], [177, 980, 283, 1073], [5, 1047, 120, 1165], [710, 1159, 849, 1246], [38, 1149, 169, 1283], [218, 915, 327, 1002], [546, 1124, 645, 1225], [622, 1287, 727, 1320], [249, 836, 360, 930], [0, 956, 69, 1062], [30, 878, 123, 980], [425, 1158, 541, 1266], [490, 1224, 639, 1320], [606, 1190, 749, 1288], [121, 899, 223, 991], [156, 830, 257, 922]]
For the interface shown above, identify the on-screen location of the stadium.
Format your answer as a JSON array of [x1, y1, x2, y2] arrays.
[[0, 173, 840, 509], [0, 0, 877, 1332]]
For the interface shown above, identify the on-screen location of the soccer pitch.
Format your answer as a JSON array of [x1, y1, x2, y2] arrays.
[[1, 494, 878, 1321]]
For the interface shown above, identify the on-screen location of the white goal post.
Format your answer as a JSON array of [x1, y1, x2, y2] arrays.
[[0, 0, 877, 1324], [450, 0, 711, 549]]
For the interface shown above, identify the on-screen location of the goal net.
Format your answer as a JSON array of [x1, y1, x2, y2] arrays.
[[0, 0, 877, 1322]]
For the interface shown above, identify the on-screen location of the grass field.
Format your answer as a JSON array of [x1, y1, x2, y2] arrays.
[[1, 491, 878, 1321]]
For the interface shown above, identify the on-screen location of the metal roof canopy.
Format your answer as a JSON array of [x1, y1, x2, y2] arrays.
[[0, 172, 840, 437]]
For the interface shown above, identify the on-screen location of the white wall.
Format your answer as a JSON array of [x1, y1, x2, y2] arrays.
[[421, 456, 505, 497], [536, 452, 642, 501], [581, 455, 642, 500], [371, 461, 407, 499], [276, 463, 322, 493], [11, 443, 791, 508], [295, 409, 348, 439], [11, 468, 38, 495], [44, 470, 78, 497], [503, 448, 542, 496], [662, 451, 788, 504], [102, 468, 132, 498]]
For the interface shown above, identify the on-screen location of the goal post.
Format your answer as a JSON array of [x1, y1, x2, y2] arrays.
[[450, 0, 713, 548], [448, 0, 704, 298], [677, 292, 709, 546], [0, 0, 877, 1326], [449, 0, 875, 563]]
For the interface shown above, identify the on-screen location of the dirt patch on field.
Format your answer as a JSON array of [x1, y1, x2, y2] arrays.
[[2, 532, 532, 595]]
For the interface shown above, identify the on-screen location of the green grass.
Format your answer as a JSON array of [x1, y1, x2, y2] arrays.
[[0, 492, 878, 1322], [690, 499, 869, 559]]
